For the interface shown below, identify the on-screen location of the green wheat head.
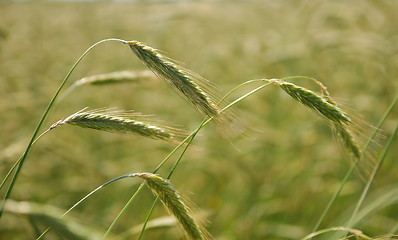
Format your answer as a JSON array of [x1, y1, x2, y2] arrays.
[[269, 79, 352, 125], [50, 108, 186, 141], [133, 173, 209, 240], [126, 40, 220, 120], [268, 79, 363, 166], [74, 70, 154, 86]]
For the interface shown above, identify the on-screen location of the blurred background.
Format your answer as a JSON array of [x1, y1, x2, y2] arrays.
[[0, 0, 397, 239]]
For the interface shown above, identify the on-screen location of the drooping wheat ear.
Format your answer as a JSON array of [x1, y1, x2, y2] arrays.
[[133, 173, 208, 240], [269, 79, 352, 125], [301, 80, 363, 162], [50, 108, 186, 141], [74, 70, 154, 86], [268, 79, 364, 164], [126, 40, 220, 119]]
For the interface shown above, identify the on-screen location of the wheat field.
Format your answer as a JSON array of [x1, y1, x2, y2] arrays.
[[0, 1, 397, 239]]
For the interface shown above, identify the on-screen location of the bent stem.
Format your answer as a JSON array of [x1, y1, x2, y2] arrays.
[[102, 126, 202, 239], [0, 38, 127, 219], [137, 198, 159, 240], [312, 95, 398, 234], [104, 119, 211, 239], [102, 182, 146, 240], [0, 127, 54, 192], [133, 82, 272, 239], [37, 174, 135, 240]]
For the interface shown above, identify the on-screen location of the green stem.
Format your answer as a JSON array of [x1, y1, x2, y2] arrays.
[[133, 82, 272, 239], [348, 121, 398, 227], [151, 80, 271, 176], [311, 162, 357, 233], [136, 122, 204, 239], [217, 79, 266, 104], [311, 95, 398, 233], [0, 38, 126, 219], [102, 182, 146, 240], [103, 129, 201, 239], [151, 127, 202, 174], [39, 80, 276, 238], [167, 122, 206, 180], [33, 44, 270, 239], [150, 81, 272, 177], [41, 80, 271, 239], [137, 198, 159, 240], [221, 82, 271, 113], [0, 156, 22, 194], [0, 127, 54, 192], [37, 174, 139, 240]]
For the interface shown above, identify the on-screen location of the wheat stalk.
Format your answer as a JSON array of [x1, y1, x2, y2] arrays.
[[126, 40, 220, 120], [50, 108, 186, 141], [132, 173, 208, 240]]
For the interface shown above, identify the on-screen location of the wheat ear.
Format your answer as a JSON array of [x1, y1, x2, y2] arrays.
[[133, 173, 208, 240], [74, 70, 154, 86], [305, 79, 363, 161], [50, 108, 186, 141], [269, 79, 363, 164], [269, 79, 351, 125], [59, 70, 155, 100], [126, 40, 220, 120]]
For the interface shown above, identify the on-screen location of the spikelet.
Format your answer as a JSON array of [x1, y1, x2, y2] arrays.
[[50, 108, 186, 141], [126, 40, 220, 120], [73, 70, 154, 86], [334, 124, 362, 160], [133, 173, 209, 240]]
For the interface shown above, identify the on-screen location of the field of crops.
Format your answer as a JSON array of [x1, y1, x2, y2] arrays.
[[1, 1, 397, 239]]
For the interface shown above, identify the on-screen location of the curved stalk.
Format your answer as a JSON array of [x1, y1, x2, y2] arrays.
[[0, 38, 127, 219], [0, 127, 53, 192]]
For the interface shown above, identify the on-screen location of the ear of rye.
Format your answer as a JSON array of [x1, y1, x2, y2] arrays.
[[126, 41, 220, 120], [270, 79, 364, 167], [270, 79, 352, 125], [75, 70, 154, 86], [51, 109, 186, 141], [135, 173, 208, 240]]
